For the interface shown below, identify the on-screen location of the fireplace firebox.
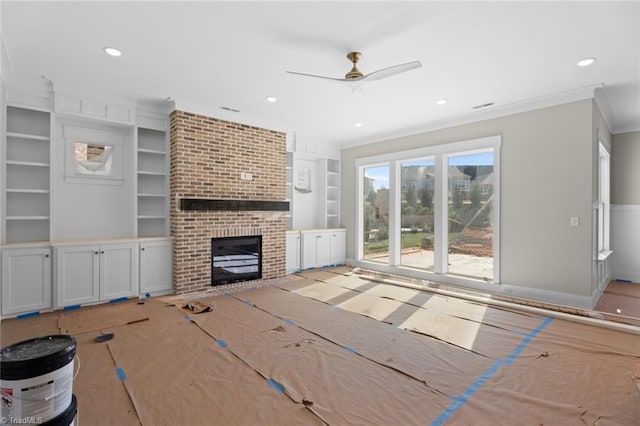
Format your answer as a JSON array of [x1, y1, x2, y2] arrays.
[[211, 236, 262, 285]]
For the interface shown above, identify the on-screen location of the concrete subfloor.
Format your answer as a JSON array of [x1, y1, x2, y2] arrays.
[[366, 249, 494, 280]]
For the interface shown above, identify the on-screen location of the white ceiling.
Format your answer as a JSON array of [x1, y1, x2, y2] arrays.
[[2, 1, 639, 150]]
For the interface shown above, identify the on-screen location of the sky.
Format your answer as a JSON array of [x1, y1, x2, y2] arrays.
[[364, 152, 493, 190]]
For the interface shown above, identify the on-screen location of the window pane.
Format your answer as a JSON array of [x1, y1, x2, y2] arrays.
[[400, 158, 435, 271], [363, 165, 389, 263], [447, 151, 494, 280]]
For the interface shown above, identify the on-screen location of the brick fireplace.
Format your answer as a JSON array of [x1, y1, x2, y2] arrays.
[[169, 110, 287, 294]]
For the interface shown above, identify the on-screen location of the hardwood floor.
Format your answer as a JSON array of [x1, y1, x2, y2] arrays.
[[595, 280, 640, 320]]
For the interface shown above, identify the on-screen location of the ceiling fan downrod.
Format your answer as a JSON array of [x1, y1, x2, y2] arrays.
[[345, 51, 364, 79]]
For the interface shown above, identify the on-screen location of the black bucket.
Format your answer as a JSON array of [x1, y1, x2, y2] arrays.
[[43, 394, 77, 426], [1, 335, 76, 423]]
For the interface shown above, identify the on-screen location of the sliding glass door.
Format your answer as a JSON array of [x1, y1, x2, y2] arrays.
[[357, 136, 500, 284], [446, 151, 494, 280], [362, 165, 390, 263], [400, 158, 435, 271]]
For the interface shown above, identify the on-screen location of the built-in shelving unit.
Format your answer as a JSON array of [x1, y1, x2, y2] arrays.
[[325, 158, 340, 228], [4, 106, 51, 242], [137, 128, 168, 237], [285, 151, 294, 229]]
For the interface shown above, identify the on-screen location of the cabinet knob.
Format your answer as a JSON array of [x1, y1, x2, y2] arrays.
[[94, 251, 99, 255], [45, 254, 50, 258], [316, 235, 321, 238], [101, 251, 105, 254], [141, 247, 145, 251]]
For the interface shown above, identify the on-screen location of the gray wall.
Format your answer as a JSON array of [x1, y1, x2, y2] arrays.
[[611, 131, 640, 204], [341, 100, 596, 298]]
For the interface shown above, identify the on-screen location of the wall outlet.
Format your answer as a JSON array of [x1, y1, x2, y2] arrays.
[[570, 216, 580, 227]]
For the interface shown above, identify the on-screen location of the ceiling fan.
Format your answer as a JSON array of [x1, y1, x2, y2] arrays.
[[286, 51, 421, 89]]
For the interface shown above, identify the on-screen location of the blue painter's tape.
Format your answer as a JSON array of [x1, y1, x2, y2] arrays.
[[283, 318, 295, 326], [504, 316, 554, 365], [267, 378, 285, 394], [63, 305, 81, 311], [224, 292, 231, 297], [17, 311, 40, 320], [615, 278, 632, 283], [110, 297, 128, 304], [243, 300, 253, 307], [216, 339, 227, 349], [184, 315, 191, 321], [342, 345, 357, 354], [115, 367, 127, 381], [430, 317, 554, 426], [145, 292, 151, 298]]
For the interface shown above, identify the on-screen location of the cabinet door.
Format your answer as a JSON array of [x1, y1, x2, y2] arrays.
[[140, 240, 172, 295], [56, 245, 100, 307], [285, 232, 301, 273], [315, 232, 332, 267], [100, 243, 139, 300], [1, 247, 52, 315], [330, 230, 347, 265], [301, 232, 318, 269]]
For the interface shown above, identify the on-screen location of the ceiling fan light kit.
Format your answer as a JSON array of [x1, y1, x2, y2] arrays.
[[287, 51, 422, 88]]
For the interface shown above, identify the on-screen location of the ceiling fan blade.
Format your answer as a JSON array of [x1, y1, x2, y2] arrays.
[[285, 70, 347, 83], [361, 61, 422, 82], [286, 70, 365, 89]]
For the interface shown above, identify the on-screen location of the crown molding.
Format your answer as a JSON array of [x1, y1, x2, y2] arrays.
[[593, 86, 615, 134], [341, 84, 604, 150]]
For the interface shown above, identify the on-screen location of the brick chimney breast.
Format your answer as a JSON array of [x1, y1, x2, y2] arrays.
[[169, 110, 287, 294]]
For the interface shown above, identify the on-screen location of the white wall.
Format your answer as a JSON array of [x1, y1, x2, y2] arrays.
[[292, 157, 319, 229], [341, 100, 595, 302], [51, 119, 135, 240], [611, 131, 640, 282]]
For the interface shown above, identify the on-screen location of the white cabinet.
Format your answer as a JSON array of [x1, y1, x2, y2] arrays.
[[3, 106, 51, 243], [300, 228, 346, 269], [55, 241, 138, 307], [331, 229, 347, 265], [286, 231, 301, 273], [1, 246, 52, 316], [139, 238, 173, 296], [137, 128, 168, 237]]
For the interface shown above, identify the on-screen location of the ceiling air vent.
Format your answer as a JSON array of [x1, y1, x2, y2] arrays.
[[219, 106, 240, 113], [472, 102, 494, 110]]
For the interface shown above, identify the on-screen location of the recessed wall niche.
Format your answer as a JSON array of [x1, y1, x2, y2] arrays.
[[63, 125, 124, 184]]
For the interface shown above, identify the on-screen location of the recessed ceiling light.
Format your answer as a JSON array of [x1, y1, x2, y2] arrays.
[[104, 47, 122, 57], [265, 96, 277, 103], [577, 57, 595, 67], [355, 123, 363, 128], [436, 99, 447, 105]]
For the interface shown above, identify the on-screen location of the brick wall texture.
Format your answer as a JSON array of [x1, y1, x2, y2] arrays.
[[170, 110, 287, 294]]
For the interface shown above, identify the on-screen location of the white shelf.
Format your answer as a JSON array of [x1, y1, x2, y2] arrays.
[[138, 148, 166, 155], [137, 127, 168, 238], [4, 106, 51, 243], [6, 188, 49, 194], [137, 193, 166, 197], [6, 160, 49, 167], [6, 132, 50, 141], [6, 216, 49, 220], [137, 170, 165, 176], [318, 158, 340, 229]]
